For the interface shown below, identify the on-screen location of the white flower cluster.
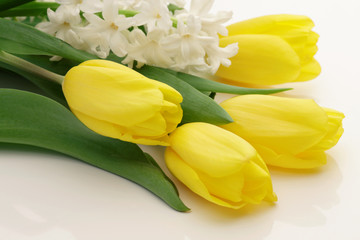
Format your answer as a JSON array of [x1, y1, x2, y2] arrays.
[[36, 0, 238, 75]]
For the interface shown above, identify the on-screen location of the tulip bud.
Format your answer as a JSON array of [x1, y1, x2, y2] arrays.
[[165, 122, 276, 209], [216, 14, 321, 85], [220, 95, 344, 169], [63, 60, 183, 146]]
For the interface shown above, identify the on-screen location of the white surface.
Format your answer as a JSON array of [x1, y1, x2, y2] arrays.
[[1, 0, 360, 239]]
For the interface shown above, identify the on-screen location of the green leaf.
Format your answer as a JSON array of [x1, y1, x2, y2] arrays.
[[162, 68, 292, 95], [0, 67, 46, 95], [0, 0, 33, 12], [137, 65, 233, 125], [0, 18, 94, 63], [0, 2, 59, 17], [0, 60, 67, 105], [0, 89, 189, 212], [0, 38, 50, 55]]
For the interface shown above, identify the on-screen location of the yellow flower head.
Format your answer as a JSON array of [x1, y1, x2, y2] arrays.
[[165, 122, 277, 209], [220, 95, 344, 169], [216, 14, 321, 85], [63, 60, 183, 146]]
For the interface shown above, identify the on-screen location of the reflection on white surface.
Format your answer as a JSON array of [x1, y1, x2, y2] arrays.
[[270, 156, 342, 227], [13, 205, 47, 224], [0, 227, 77, 240]]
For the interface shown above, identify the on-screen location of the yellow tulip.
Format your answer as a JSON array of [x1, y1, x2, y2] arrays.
[[216, 14, 321, 85], [220, 95, 344, 169], [165, 122, 277, 209], [63, 60, 183, 146]]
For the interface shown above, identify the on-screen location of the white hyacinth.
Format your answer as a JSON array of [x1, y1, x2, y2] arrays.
[[36, 0, 238, 76]]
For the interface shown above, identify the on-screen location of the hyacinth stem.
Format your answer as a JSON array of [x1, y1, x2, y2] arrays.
[[0, 51, 64, 85]]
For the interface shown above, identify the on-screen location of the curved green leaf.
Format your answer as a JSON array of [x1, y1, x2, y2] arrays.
[[0, 89, 189, 212], [137, 65, 233, 125], [0, 2, 59, 17], [0, 0, 33, 12], [162, 68, 292, 95], [0, 18, 94, 63], [0, 38, 50, 55]]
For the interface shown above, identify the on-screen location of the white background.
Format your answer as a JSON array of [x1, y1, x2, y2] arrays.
[[1, 0, 360, 239]]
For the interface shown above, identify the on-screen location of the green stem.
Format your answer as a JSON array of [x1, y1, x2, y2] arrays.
[[0, 51, 64, 85]]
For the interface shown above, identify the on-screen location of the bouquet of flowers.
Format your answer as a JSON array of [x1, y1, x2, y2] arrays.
[[0, 0, 344, 211]]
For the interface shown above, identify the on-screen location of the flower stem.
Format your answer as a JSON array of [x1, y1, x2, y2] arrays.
[[0, 51, 64, 85]]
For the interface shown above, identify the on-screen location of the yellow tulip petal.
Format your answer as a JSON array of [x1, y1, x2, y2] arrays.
[[196, 157, 275, 204], [295, 58, 321, 82], [63, 60, 183, 145], [78, 59, 137, 73], [151, 80, 183, 106], [169, 123, 256, 178], [71, 109, 170, 145], [166, 123, 276, 208], [165, 148, 247, 209], [122, 133, 170, 146], [162, 106, 183, 133], [220, 95, 343, 169], [197, 170, 245, 203], [221, 95, 329, 155], [241, 160, 276, 204], [226, 14, 315, 36], [242, 184, 276, 204], [281, 30, 319, 61], [217, 34, 301, 85], [219, 15, 319, 85], [130, 113, 167, 137], [64, 66, 163, 126], [71, 109, 125, 139], [311, 108, 345, 150], [255, 144, 327, 169]]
